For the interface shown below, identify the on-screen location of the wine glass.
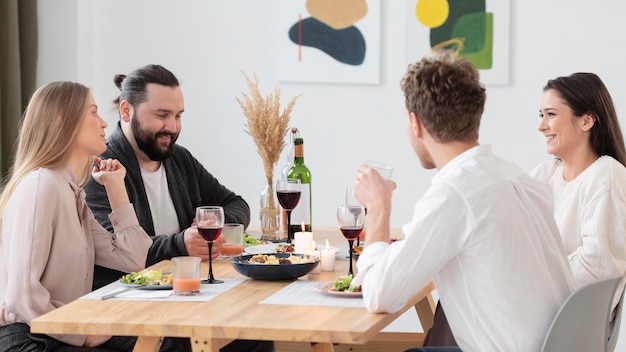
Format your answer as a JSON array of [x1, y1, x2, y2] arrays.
[[345, 186, 366, 247], [337, 204, 365, 277], [276, 178, 301, 243], [196, 206, 225, 284]]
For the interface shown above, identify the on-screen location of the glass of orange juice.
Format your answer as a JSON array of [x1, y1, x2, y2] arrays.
[[219, 223, 244, 259], [172, 256, 201, 296]]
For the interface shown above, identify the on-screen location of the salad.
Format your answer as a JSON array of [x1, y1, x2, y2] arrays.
[[120, 269, 172, 285], [244, 233, 272, 247], [244, 233, 262, 247], [332, 275, 362, 292]]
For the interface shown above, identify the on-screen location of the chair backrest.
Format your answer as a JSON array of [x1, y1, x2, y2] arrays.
[[541, 276, 621, 352], [607, 282, 625, 352]]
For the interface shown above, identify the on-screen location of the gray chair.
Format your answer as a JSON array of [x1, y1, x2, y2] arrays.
[[541, 276, 622, 352], [607, 282, 625, 352]]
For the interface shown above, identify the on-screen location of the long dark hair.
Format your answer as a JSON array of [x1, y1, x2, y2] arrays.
[[544, 73, 626, 166]]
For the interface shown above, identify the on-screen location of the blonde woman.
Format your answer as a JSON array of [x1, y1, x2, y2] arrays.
[[0, 81, 153, 351]]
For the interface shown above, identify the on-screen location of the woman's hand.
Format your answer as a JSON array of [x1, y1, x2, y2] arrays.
[[91, 157, 126, 186], [91, 157, 130, 210]]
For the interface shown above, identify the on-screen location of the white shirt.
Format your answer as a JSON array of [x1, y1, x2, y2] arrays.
[[141, 164, 180, 236], [531, 156, 626, 311], [355, 145, 574, 352]]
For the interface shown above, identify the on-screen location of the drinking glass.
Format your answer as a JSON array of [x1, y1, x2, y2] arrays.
[[337, 204, 365, 276], [364, 160, 394, 180], [219, 223, 244, 259], [276, 178, 301, 243], [196, 206, 225, 284], [345, 186, 366, 248], [172, 256, 201, 296]]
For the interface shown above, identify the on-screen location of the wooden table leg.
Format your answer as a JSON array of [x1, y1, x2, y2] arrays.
[[190, 337, 233, 352], [132, 336, 163, 352], [414, 292, 436, 333]]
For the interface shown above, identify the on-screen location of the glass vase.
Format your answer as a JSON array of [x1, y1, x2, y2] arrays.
[[260, 181, 281, 240]]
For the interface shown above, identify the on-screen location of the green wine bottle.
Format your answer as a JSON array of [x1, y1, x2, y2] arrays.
[[287, 129, 312, 234]]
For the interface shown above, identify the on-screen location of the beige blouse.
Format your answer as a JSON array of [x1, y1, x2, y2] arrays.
[[0, 167, 152, 346]]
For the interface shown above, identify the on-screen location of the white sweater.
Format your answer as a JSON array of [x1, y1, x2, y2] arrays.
[[532, 156, 626, 310]]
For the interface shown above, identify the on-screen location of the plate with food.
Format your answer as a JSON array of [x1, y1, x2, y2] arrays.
[[245, 242, 340, 255], [230, 253, 320, 280], [119, 269, 173, 290], [243, 233, 271, 247], [315, 275, 362, 298]]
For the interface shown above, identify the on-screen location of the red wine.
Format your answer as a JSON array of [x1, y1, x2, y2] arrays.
[[277, 190, 301, 210], [340, 226, 363, 240], [198, 227, 222, 242]]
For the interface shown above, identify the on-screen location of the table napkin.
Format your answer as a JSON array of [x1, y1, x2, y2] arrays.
[[81, 278, 246, 302], [259, 280, 365, 308]]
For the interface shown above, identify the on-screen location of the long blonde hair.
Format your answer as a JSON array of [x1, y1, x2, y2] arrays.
[[0, 81, 92, 217]]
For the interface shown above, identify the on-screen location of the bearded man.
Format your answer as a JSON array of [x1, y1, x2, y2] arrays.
[[85, 65, 250, 290]]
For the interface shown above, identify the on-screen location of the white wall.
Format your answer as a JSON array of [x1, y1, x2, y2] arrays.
[[35, 0, 626, 230], [34, 0, 626, 346]]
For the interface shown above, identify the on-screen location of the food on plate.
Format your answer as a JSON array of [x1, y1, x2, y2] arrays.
[[275, 243, 295, 253], [332, 275, 362, 292], [353, 243, 363, 254], [120, 269, 172, 286], [246, 254, 315, 265], [244, 233, 262, 247]]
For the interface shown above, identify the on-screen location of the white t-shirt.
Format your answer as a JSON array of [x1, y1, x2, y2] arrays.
[[141, 163, 180, 236], [355, 145, 574, 352]]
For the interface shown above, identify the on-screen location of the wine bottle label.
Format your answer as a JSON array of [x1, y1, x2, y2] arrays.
[[290, 186, 311, 226]]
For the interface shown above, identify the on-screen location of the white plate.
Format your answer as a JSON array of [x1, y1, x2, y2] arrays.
[[244, 243, 340, 255], [314, 283, 363, 298]]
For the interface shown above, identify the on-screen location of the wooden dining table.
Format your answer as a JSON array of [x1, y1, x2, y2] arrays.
[[30, 227, 435, 352]]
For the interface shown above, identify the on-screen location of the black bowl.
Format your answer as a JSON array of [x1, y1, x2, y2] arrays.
[[230, 253, 320, 281]]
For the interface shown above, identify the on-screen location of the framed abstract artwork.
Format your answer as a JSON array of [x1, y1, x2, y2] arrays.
[[405, 0, 511, 85], [272, 0, 381, 84]]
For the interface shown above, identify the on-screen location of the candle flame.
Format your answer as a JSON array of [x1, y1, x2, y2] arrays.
[[326, 239, 330, 250], [301, 221, 305, 232]]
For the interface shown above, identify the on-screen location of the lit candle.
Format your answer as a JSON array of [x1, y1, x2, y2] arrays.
[[294, 222, 313, 254], [321, 239, 335, 272], [307, 243, 321, 274]]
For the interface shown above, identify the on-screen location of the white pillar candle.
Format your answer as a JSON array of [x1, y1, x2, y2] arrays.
[[294, 231, 313, 253], [321, 239, 335, 272]]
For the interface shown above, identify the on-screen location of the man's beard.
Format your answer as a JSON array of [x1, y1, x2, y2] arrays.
[[131, 117, 178, 161]]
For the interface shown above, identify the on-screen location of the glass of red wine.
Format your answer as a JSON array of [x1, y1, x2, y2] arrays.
[[196, 206, 225, 284], [337, 204, 365, 276], [276, 178, 301, 243], [345, 186, 367, 248]]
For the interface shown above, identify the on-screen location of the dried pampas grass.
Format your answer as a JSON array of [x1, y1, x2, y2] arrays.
[[236, 71, 300, 184]]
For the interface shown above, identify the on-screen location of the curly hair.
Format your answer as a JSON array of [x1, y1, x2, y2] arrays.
[[400, 50, 486, 143]]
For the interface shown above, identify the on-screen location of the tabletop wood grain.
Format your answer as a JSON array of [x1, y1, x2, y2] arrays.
[[30, 227, 434, 352]]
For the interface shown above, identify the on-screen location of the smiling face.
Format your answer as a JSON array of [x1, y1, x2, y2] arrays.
[[538, 89, 593, 162], [130, 83, 184, 161]]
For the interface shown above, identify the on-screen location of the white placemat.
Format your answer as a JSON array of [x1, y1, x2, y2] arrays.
[[259, 280, 365, 308], [81, 278, 245, 302]]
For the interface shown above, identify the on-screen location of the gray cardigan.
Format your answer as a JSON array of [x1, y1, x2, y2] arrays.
[[85, 123, 250, 289]]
